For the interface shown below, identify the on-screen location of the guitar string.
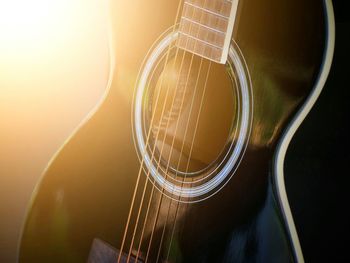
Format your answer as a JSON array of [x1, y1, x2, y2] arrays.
[[156, 60, 211, 263], [172, 0, 228, 248], [121, 38, 178, 262], [131, 46, 188, 262], [132, 0, 225, 261], [165, 1, 227, 261], [126, 17, 186, 263], [117, 1, 184, 262], [127, 1, 197, 261], [125, 45, 180, 263], [148, 0, 228, 261], [143, 53, 198, 262], [154, 0, 219, 260], [140, 2, 209, 262], [154, 57, 206, 263], [147, 1, 222, 261], [165, 62, 212, 263]]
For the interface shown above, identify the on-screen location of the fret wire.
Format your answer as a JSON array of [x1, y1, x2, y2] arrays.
[[184, 2, 229, 20], [178, 0, 236, 63], [187, 0, 232, 17], [181, 16, 226, 34], [178, 31, 224, 50]]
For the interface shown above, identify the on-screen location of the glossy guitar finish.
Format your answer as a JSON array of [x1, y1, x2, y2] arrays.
[[19, 0, 334, 262]]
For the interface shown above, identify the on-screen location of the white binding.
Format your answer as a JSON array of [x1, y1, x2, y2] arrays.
[[274, 1, 335, 262]]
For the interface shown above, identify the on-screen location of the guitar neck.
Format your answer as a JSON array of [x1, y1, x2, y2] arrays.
[[177, 0, 239, 64]]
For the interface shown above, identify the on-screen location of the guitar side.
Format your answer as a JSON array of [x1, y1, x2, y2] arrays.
[[18, 0, 334, 262]]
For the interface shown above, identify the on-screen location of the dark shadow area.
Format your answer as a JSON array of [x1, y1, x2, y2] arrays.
[[285, 1, 350, 262]]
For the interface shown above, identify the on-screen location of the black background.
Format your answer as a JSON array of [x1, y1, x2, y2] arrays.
[[285, 1, 350, 262]]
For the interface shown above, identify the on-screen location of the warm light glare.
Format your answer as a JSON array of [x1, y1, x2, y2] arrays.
[[0, 0, 57, 35], [0, 0, 110, 92], [0, 1, 110, 262], [0, 0, 73, 50]]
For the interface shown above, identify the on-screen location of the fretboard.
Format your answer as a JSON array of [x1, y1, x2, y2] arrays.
[[177, 0, 239, 64]]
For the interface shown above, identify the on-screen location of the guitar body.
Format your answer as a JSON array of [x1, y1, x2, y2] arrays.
[[19, 0, 334, 262]]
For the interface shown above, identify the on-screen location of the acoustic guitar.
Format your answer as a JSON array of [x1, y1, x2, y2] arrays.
[[19, 0, 335, 262]]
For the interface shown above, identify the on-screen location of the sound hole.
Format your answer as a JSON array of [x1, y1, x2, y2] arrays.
[[144, 50, 237, 176], [134, 30, 251, 201]]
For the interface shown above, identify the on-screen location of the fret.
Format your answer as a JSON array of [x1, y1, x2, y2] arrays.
[[184, 2, 229, 20], [182, 3, 229, 33], [178, 32, 223, 50], [179, 18, 226, 47], [181, 17, 226, 35], [185, 0, 232, 18], [177, 0, 240, 64], [178, 33, 223, 62]]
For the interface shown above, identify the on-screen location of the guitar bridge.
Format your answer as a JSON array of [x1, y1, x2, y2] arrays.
[[88, 238, 143, 263]]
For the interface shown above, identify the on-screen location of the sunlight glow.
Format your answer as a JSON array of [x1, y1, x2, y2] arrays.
[[0, 0, 74, 51], [0, 0, 111, 65], [0, 1, 111, 261]]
